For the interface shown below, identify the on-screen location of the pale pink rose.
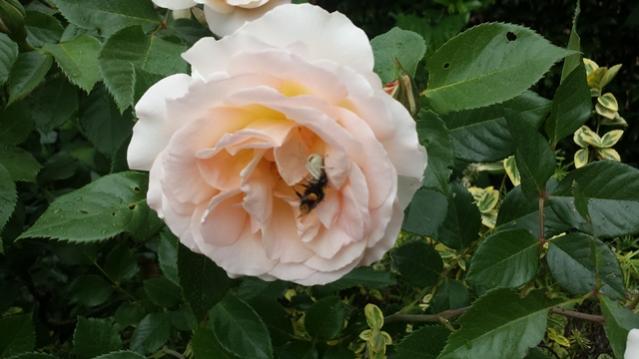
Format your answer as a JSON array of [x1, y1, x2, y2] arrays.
[[152, 0, 290, 36], [127, 4, 427, 285], [626, 329, 639, 358]]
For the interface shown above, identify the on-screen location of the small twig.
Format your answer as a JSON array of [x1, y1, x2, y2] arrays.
[[551, 307, 605, 324], [538, 192, 546, 245], [163, 348, 186, 359], [385, 306, 605, 325]]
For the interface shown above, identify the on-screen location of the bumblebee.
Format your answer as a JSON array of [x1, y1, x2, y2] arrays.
[[296, 154, 328, 215]]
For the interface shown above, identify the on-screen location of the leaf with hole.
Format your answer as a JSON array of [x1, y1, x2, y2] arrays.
[[18, 172, 150, 243], [423, 23, 572, 113]]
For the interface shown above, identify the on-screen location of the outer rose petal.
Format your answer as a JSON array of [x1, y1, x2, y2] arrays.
[[152, 0, 197, 10], [128, 74, 192, 171], [203, 0, 288, 36], [236, 4, 374, 73], [626, 329, 639, 359]]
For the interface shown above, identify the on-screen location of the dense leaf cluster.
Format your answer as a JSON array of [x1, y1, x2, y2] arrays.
[[1, 0, 639, 358]]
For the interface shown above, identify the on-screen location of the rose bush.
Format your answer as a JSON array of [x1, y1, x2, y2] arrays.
[[128, 4, 427, 285], [152, 0, 290, 36]]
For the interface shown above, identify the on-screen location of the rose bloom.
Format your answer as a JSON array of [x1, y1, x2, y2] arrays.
[[626, 329, 639, 359], [152, 0, 289, 36], [128, 4, 427, 285]]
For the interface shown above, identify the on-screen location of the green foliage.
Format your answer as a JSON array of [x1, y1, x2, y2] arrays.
[[0, 33, 18, 85], [7, 51, 52, 105], [50, 0, 159, 37], [178, 244, 232, 320], [304, 296, 348, 340], [371, 27, 426, 83], [209, 294, 273, 359], [0, 314, 34, 357], [98, 26, 187, 112], [467, 229, 539, 292], [439, 289, 561, 359], [1, 1, 637, 358], [547, 233, 624, 299], [72, 317, 122, 358], [19, 172, 153, 242], [43, 35, 102, 92], [423, 23, 572, 113], [391, 239, 443, 287]]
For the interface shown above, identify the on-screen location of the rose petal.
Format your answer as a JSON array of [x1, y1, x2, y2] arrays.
[[236, 4, 374, 72], [203, 0, 286, 36], [153, 0, 197, 10], [262, 199, 313, 263], [128, 74, 192, 171]]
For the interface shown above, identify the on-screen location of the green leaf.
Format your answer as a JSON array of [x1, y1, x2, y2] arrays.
[[552, 161, 639, 237], [371, 27, 426, 83], [143, 277, 182, 308], [313, 267, 395, 294], [209, 294, 273, 359], [7, 51, 52, 105], [467, 229, 539, 293], [18, 172, 150, 242], [275, 342, 318, 359], [99, 26, 187, 112], [79, 85, 133, 155], [395, 325, 449, 359], [0, 164, 17, 233], [545, 63, 591, 146], [438, 289, 561, 359], [114, 303, 145, 328], [437, 182, 481, 250], [25, 76, 78, 132], [403, 188, 448, 237], [430, 279, 470, 313], [24, 10, 63, 48], [547, 233, 624, 299], [508, 118, 556, 198], [158, 230, 179, 283], [50, 0, 159, 37], [0, 314, 35, 357], [444, 91, 551, 162], [305, 296, 348, 340], [130, 313, 171, 354], [43, 35, 102, 92], [73, 317, 122, 359], [0, 146, 42, 183], [525, 348, 552, 359], [0, 33, 18, 86], [93, 352, 145, 359], [423, 23, 572, 113], [0, 102, 34, 145], [103, 242, 139, 282], [178, 244, 232, 320], [69, 274, 114, 307], [6, 353, 57, 359], [416, 110, 453, 192], [599, 295, 639, 359], [192, 327, 234, 359], [391, 240, 442, 287], [560, 1, 581, 83]]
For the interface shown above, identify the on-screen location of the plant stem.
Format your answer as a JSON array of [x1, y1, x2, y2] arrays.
[[550, 307, 605, 323], [385, 306, 605, 324], [538, 193, 546, 245]]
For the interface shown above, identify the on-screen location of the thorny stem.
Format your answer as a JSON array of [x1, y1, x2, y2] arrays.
[[385, 305, 605, 325]]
